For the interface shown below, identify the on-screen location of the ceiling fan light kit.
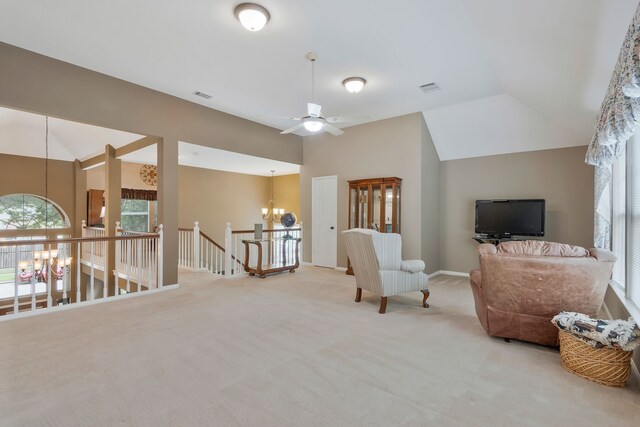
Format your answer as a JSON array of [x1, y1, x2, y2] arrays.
[[234, 3, 270, 32], [302, 117, 324, 133], [342, 77, 367, 93]]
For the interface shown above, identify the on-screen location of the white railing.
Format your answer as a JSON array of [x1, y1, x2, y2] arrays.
[[177, 221, 303, 278], [0, 225, 164, 317], [179, 222, 227, 275]]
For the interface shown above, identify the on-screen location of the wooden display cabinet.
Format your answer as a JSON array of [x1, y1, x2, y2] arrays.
[[346, 177, 402, 275]]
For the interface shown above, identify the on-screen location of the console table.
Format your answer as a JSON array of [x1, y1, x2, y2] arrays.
[[242, 238, 301, 278]]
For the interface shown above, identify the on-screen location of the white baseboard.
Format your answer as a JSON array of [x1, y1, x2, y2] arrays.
[[1, 284, 180, 322], [301, 262, 347, 272], [428, 270, 470, 278]]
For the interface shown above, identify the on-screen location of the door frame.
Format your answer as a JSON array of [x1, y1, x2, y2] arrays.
[[312, 175, 338, 269]]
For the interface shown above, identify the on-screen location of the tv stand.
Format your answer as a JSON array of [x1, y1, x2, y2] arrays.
[[473, 236, 520, 245]]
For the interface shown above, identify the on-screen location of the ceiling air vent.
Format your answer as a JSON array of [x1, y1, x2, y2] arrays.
[[419, 82, 440, 93], [193, 91, 213, 99]]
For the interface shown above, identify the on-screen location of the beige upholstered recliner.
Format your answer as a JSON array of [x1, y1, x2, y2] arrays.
[[343, 229, 429, 314], [470, 240, 616, 346]]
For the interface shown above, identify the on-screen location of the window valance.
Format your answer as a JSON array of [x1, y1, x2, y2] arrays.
[[585, 3, 640, 167], [587, 4, 640, 249], [121, 188, 157, 201]]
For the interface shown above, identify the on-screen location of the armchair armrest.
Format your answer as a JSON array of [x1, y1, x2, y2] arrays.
[[589, 248, 617, 263], [400, 260, 425, 273]]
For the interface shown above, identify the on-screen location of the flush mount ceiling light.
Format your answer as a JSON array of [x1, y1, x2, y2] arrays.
[[342, 77, 367, 93], [234, 3, 270, 31]]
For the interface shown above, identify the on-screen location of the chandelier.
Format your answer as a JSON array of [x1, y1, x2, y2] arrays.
[[262, 170, 284, 221], [16, 117, 72, 293], [18, 250, 72, 284]]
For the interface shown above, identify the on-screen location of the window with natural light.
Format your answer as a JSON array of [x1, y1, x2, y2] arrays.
[[0, 194, 69, 230], [610, 136, 640, 313], [120, 199, 157, 232]]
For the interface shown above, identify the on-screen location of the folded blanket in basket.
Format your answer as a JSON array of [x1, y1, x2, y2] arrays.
[[551, 312, 640, 351]]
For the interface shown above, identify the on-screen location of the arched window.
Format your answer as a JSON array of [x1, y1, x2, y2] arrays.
[[0, 194, 70, 230]]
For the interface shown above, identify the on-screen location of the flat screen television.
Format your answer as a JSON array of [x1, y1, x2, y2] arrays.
[[475, 199, 545, 238]]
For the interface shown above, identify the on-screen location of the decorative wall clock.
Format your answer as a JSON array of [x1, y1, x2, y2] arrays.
[[139, 164, 158, 186]]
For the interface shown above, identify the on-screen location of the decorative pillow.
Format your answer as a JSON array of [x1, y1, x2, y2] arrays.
[[498, 240, 589, 257], [400, 260, 425, 273], [551, 311, 640, 351]]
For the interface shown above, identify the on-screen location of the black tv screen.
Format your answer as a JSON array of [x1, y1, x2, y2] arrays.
[[475, 199, 545, 238]]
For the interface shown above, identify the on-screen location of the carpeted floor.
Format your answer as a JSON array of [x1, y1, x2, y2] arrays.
[[1, 267, 639, 426]]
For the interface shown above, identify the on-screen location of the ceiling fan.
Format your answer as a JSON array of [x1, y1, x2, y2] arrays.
[[279, 52, 364, 136]]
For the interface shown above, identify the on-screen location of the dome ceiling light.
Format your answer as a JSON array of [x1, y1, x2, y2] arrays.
[[234, 3, 270, 32], [342, 77, 367, 93]]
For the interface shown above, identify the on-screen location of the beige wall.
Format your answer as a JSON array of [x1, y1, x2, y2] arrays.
[[301, 113, 425, 268], [0, 42, 303, 285], [421, 119, 441, 274], [87, 162, 157, 191], [440, 146, 594, 273], [0, 153, 77, 237], [273, 174, 301, 222], [178, 166, 271, 245]]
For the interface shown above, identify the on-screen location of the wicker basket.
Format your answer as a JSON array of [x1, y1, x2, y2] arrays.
[[558, 330, 632, 387]]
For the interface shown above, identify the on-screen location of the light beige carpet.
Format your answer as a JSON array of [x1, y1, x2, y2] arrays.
[[1, 267, 639, 426]]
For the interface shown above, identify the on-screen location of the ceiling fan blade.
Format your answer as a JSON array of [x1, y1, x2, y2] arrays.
[[325, 124, 344, 136], [280, 123, 304, 134], [307, 103, 322, 118], [326, 116, 369, 124]]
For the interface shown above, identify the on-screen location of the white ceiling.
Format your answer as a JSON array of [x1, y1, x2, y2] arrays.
[[0, 106, 142, 161], [0, 106, 300, 176], [117, 143, 300, 176], [0, 0, 637, 159], [177, 142, 300, 176]]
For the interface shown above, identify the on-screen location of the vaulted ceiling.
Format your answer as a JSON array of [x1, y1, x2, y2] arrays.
[[0, 0, 636, 160]]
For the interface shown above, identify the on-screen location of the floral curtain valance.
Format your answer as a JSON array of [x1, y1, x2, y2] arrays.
[[587, 3, 640, 249], [121, 188, 157, 201], [585, 2, 640, 167]]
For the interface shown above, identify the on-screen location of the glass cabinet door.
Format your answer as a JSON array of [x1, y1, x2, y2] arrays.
[[394, 185, 401, 233], [349, 187, 357, 228], [372, 186, 381, 231], [358, 186, 368, 229]]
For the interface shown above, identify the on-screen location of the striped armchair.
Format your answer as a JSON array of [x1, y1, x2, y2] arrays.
[[343, 229, 430, 314]]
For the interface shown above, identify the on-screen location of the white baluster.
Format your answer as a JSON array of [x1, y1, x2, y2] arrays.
[[13, 244, 19, 314], [115, 223, 121, 296], [31, 247, 36, 310], [224, 223, 232, 277], [46, 245, 52, 307], [137, 238, 142, 292], [76, 242, 81, 303], [299, 222, 303, 265], [126, 239, 131, 293], [194, 221, 200, 271], [90, 241, 95, 301], [158, 225, 164, 288], [147, 238, 152, 288]]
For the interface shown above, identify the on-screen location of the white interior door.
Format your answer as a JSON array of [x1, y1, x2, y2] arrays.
[[312, 176, 337, 268]]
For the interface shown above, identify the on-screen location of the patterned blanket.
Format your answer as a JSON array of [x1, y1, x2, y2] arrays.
[[551, 312, 640, 351]]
